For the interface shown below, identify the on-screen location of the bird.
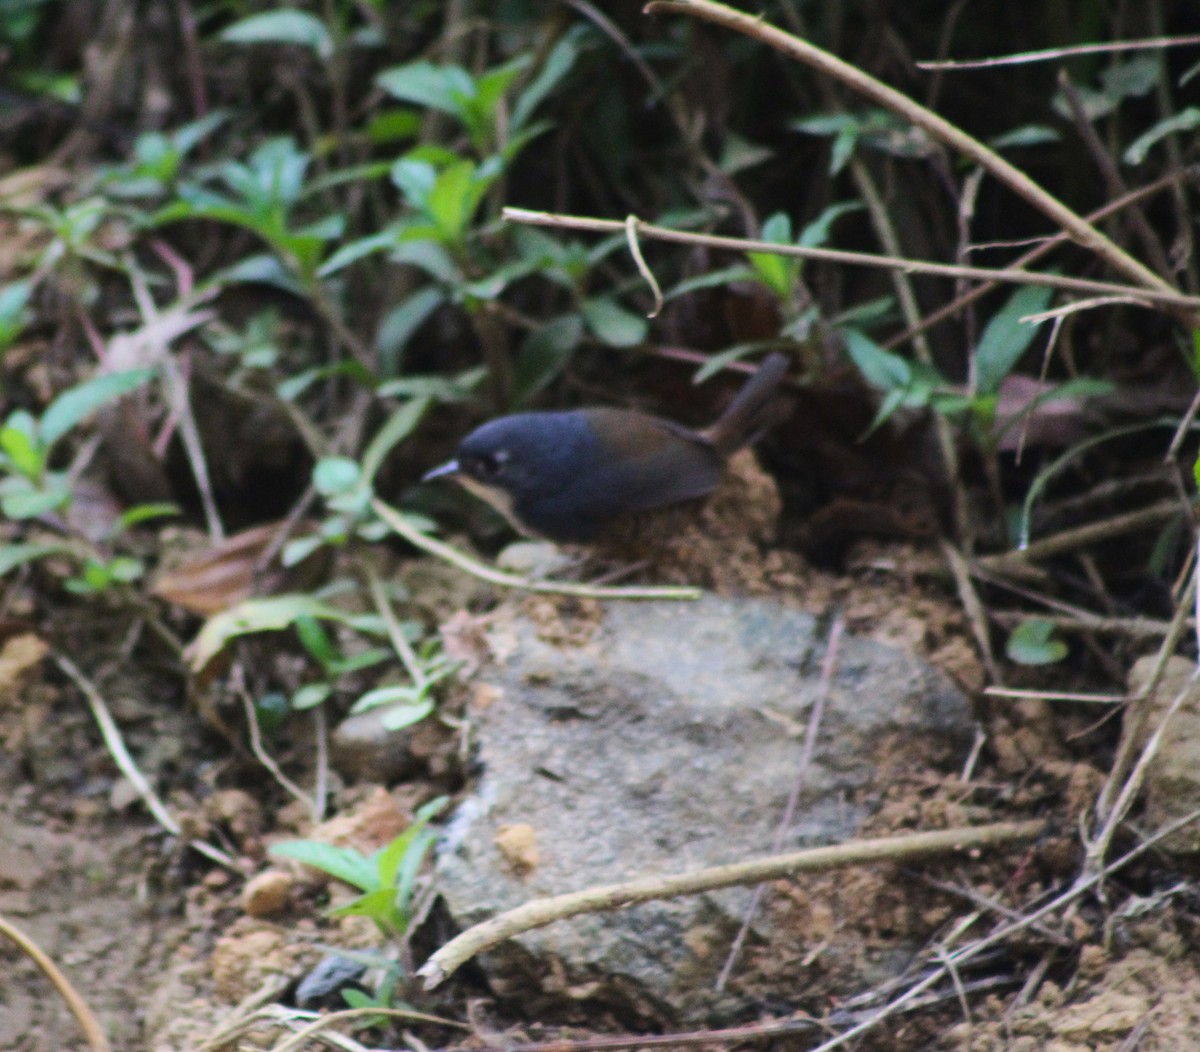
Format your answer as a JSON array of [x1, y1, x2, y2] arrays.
[[422, 353, 790, 547]]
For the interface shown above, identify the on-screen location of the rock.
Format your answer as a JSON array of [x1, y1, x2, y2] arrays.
[[434, 594, 973, 1023], [331, 706, 419, 784], [496, 541, 576, 578], [294, 952, 368, 1009], [1122, 655, 1200, 853], [241, 870, 293, 917]]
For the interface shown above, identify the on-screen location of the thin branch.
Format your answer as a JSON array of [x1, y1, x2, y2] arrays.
[[503, 207, 1200, 310], [973, 498, 1193, 574], [888, 168, 1200, 348], [232, 665, 319, 820], [55, 653, 240, 870], [798, 806, 1200, 1051], [0, 913, 111, 1052], [419, 819, 1046, 987], [916, 35, 1200, 70], [641, 0, 1192, 323], [372, 498, 701, 601]]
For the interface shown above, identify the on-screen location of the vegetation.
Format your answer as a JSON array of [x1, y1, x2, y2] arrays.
[[3, 0, 1200, 1047]]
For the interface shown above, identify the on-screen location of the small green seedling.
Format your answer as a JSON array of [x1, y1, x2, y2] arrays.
[[270, 795, 448, 938]]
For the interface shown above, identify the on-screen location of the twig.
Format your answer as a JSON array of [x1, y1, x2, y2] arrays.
[[232, 665, 319, 820], [503, 208, 1200, 310], [371, 498, 701, 601], [1095, 559, 1197, 822], [988, 610, 1185, 639], [1087, 556, 1200, 870], [640, 0, 1191, 321], [715, 615, 845, 990], [919, 874, 1073, 948], [312, 702, 329, 823], [269, 1006, 468, 1052], [0, 913, 111, 1052], [973, 498, 1192, 574], [624, 214, 662, 316], [54, 653, 238, 869], [418, 819, 1046, 987], [984, 686, 1125, 705], [941, 540, 1000, 680], [851, 154, 970, 547], [365, 560, 427, 687], [887, 168, 1200, 349], [799, 805, 1200, 1052], [917, 35, 1200, 70]]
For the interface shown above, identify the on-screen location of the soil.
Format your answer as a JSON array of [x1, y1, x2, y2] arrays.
[[3, 475, 1197, 1051]]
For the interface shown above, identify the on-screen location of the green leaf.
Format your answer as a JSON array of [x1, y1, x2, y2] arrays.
[[350, 684, 421, 714], [390, 158, 437, 211], [295, 611, 338, 666], [1006, 619, 1068, 665], [376, 62, 475, 119], [374, 367, 486, 402], [511, 30, 581, 133], [366, 108, 422, 144], [388, 238, 461, 285], [426, 159, 495, 243], [313, 457, 361, 497], [282, 534, 324, 567], [511, 315, 583, 407], [0, 542, 72, 576], [0, 411, 43, 477], [119, 502, 180, 529], [0, 281, 33, 350], [349, 689, 434, 730], [799, 201, 862, 248], [843, 328, 912, 391], [328, 887, 402, 931], [270, 840, 378, 890], [0, 480, 70, 518], [187, 594, 351, 671], [379, 698, 435, 730], [326, 647, 390, 676], [471, 55, 530, 145], [664, 265, 757, 301], [220, 10, 334, 59], [375, 287, 445, 376], [1124, 108, 1200, 165], [747, 212, 798, 298], [360, 397, 431, 486], [991, 124, 1060, 149], [580, 297, 647, 348], [40, 368, 156, 448], [974, 284, 1054, 395], [317, 231, 398, 277], [291, 682, 333, 710], [105, 555, 144, 583]]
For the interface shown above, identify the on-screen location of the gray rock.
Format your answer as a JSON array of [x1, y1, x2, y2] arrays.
[[330, 704, 418, 784], [435, 594, 973, 1022]]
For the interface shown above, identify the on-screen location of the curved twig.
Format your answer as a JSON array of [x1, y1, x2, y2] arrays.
[[372, 499, 702, 601], [419, 819, 1046, 987]]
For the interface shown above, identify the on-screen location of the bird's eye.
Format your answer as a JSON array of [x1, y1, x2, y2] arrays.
[[474, 451, 506, 478]]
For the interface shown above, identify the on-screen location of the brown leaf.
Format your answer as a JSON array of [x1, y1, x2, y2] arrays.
[[152, 520, 328, 616]]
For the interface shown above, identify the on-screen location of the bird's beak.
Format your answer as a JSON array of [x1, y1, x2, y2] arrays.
[[422, 459, 461, 482]]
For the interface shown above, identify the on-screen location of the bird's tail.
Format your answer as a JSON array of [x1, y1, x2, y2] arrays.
[[703, 352, 790, 456]]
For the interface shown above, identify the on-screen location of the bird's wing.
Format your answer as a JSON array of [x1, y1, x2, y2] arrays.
[[570, 409, 724, 516]]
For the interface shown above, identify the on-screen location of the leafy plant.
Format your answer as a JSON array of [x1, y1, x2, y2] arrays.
[[270, 795, 448, 938], [841, 283, 1114, 439], [0, 367, 155, 520], [1006, 619, 1068, 666]]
